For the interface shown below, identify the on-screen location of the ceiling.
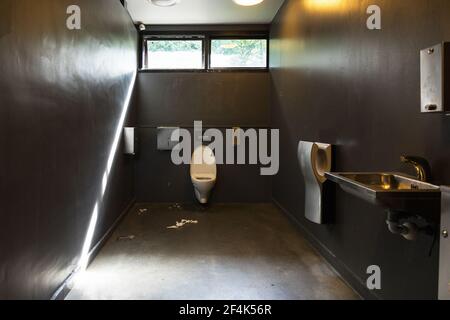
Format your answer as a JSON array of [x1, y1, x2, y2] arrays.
[[125, 0, 285, 25]]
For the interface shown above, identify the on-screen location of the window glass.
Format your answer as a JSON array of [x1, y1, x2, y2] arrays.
[[146, 39, 203, 70], [210, 39, 267, 68]]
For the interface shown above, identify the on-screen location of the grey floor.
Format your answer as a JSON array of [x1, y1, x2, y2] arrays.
[[67, 203, 358, 300]]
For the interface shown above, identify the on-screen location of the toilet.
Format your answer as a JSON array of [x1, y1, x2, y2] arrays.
[[190, 145, 217, 204]]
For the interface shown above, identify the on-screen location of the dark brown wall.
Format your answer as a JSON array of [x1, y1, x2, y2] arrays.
[[135, 72, 271, 202], [270, 0, 450, 299], [137, 72, 270, 127], [0, 0, 137, 299]]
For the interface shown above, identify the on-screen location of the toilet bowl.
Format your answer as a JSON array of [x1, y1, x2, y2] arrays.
[[190, 145, 217, 204]]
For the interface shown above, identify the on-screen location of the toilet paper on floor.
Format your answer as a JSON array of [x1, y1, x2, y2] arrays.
[[167, 219, 198, 229]]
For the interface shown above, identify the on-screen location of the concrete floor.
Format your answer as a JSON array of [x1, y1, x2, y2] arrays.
[[67, 203, 358, 300]]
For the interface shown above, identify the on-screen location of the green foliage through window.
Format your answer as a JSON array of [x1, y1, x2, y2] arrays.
[[144, 37, 268, 70], [211, 39, 267, 68], [148, 40, 202, 52]]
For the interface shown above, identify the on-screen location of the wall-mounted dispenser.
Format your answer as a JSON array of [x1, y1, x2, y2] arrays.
[[157, 127, 179, 151], [298, 141, 333, 224], [421, 42, 450, 113], [439, 186, 450, 300], [123, 127, 138, 155]]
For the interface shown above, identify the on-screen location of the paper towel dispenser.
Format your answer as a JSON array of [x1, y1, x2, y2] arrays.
[[421, 42, 450, 113], [123, 127, 138, 155]]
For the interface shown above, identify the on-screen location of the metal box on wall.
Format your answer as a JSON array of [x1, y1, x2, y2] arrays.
[[421, 42, 450, 113]]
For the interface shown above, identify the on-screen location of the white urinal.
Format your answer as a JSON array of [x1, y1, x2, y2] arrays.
[[190, 145, 217, 204], [298, 141, 333, 224]]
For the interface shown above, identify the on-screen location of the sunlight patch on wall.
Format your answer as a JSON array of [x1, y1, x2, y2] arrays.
[[78, 70, 137, 272]]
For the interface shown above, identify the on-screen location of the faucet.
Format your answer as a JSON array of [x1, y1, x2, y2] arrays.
[[400, 156, 432, 182]]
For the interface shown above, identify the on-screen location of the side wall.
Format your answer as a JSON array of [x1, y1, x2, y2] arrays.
[[270, 0, 450, 299], [0, 0, 137, 299]]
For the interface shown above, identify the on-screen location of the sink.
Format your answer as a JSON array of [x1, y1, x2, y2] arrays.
[[325, 172, 441, 215]]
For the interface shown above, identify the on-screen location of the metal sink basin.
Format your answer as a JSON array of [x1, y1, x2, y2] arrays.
[[325, 172, 441, 215]]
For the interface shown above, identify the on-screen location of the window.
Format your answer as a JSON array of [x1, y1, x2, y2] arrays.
[[145, 38, 204, 70], [142, 34, 268, 71], [210, 39, 267, 69]]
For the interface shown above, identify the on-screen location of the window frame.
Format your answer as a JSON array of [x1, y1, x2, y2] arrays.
[[142, 35, 206, 71], [140, 31, 269, 73]]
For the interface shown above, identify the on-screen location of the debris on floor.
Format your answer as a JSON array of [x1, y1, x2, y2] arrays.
[[168, 203, 183, 210], [117, 235, 135, 241], [167, 219, 198, 229], [137, 208, 149, 216]]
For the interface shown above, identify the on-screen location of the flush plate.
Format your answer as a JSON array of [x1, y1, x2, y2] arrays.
[[157, 127, 179, 151]]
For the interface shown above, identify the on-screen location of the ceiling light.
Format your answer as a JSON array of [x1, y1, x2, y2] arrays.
[[233, 0, 264, 6], [150, 0, 180, 7]]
